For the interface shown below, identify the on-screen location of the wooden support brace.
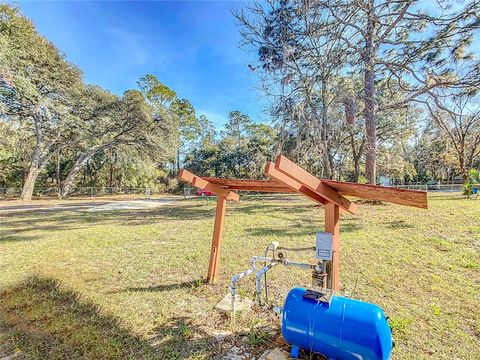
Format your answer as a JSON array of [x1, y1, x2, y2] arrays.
[[179, 169, 239, 201], [275, 155, 357, 214], [178, 169, 237, 283], [207, 195, 227, 283]]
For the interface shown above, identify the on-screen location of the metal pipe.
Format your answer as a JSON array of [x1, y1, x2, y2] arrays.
[[230, 256, 274, 318], [277, 246, 315, 252], [255, 262, 277, 305], [252, 256, 274, 263], [230, 256, 273, 286], [282, 259, 315, 270]]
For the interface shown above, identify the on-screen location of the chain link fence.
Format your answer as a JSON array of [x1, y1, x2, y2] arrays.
[[0, 187, 154, 199], [390, 184, 465, 192], [183, 187, 195, 198], [2, 183, 477, 199]]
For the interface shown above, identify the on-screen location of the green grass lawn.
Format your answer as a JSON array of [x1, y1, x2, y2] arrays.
[[1, 194, 479, 359]]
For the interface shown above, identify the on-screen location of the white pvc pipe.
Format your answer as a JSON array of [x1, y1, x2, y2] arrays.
[[230, 256, 274, 317]]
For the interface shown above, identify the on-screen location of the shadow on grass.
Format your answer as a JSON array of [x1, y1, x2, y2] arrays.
[[385, 220, 414, 229], [245, 219, 362, 238], [0, 203, 215, 243], [341, 222, 363, 232], [0, 276, 244, 359], [0, 276, 154, 359], [125, 279, 206, 293]]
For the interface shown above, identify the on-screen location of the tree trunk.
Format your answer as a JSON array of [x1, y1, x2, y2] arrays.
[[320, 82, 332, 179], [459, 157, 468, 182], [62, 153, 91, 198], [457, 144, 470, 182], [109, 149, 114, 188], [20, 165, 41, 201], [176, 148, 181, 174], [56, 152, 61, 199], [364, 11, 376, 184], [344, 96, 361, 182], [328, 151, 335, 180], [349, 133, 364, 183], [62, 143, 116, 198], [20, 145, 50, 201], [56, 152, 61, 185], [354, 159, 360, 182]]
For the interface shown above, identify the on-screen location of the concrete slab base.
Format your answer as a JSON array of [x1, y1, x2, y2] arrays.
[[215, 293, 252, 313], [260, 347, 290, 360]]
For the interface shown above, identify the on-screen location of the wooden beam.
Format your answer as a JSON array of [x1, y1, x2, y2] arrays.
[[191, 177, 239, 202], [179, 169, 239, 201], [322, 179, 428, 209], [202, 177, 287, 189], [265, 162, 328, 205], [178, 169, 196, 184], [223, 185, 295, 192], [275, 155, 357, 214], [207, 195, 227, 283], [325, 203, 340, 291]]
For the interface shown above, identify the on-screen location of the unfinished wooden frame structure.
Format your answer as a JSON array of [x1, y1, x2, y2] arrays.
[[179, 155, 428, 290]]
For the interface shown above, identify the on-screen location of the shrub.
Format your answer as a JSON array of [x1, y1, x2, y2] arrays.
[[463, 169, 479, 197]]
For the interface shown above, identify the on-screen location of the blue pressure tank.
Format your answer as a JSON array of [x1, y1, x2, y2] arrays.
[[281, 287, 393, 360]]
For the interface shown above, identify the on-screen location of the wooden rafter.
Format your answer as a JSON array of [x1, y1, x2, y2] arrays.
[[275, 155, 358, 214], [322, 179, 428, 209], [265, 162, 327, 205], [179, 169, 239, 201], [202, 177, 292, 192]]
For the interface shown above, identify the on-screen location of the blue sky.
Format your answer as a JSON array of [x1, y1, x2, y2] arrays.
[[12, 1, 267, 127]]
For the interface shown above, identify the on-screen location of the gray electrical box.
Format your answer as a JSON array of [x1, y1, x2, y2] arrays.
[[316, 232, 333, 260]]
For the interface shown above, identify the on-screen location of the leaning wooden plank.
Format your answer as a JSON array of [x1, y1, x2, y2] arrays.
[[275, 155, 358, 214], [192, 176, 240, 202], [265, 162, 328, 205], [322, 180, 428, 209]]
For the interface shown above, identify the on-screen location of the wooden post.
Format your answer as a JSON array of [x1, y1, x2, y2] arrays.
[[325, 202, 340, 291], [207, 195, 227, 283]]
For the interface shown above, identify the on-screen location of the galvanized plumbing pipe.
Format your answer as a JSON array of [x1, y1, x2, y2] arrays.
[[282, 259, 315, 270], [255, 262, 277, 305]]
